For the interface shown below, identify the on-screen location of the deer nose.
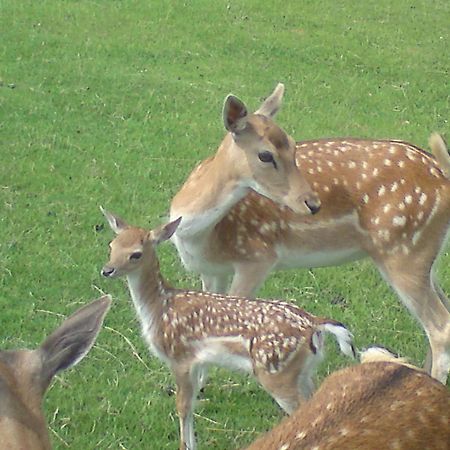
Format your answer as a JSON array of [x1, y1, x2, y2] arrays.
[[102, 266, 115, 277], [304, 194, 321, 215]]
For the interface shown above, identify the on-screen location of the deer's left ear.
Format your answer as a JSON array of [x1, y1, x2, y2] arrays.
[[38, 295, 111, 390], [150, 217, 182, 244], [255, 83, 285, 118]]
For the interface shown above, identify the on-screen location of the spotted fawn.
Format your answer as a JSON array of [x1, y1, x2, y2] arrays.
[[100, 208, 354, 450]]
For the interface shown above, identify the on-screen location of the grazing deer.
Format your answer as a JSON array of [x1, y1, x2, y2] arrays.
[[245, 347, 450, 450], [100, 208, 355, 450], [170, 84, 450, 383], [0, 295, 111, 450]]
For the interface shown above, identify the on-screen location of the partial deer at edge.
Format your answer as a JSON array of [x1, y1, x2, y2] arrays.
[[100, 208, 355, 450], [0, 296, 111, 450], [245, 347, 450, 450], [170, 84, 450, 383]]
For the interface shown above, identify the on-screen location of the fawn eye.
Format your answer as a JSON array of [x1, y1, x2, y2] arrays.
[[258, 151, 277, 169], [129, 251, 143, 261]]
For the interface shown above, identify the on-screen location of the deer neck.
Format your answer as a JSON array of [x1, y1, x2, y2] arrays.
[[125, 257, 168, 331], [170, 134, 252, 237]]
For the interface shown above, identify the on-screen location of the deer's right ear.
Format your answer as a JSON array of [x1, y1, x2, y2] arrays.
[[100, 206, 128, 234], [223, 95, 248, 132]]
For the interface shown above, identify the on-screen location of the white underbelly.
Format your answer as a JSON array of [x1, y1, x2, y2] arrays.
[[195, 337, 253, 373], [171, 234, 232, 276], [275, 245, 364, 269]]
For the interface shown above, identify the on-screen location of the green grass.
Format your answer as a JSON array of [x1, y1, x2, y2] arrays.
[[1, 0, 449, 448]]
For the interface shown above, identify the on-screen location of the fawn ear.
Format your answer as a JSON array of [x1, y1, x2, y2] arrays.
[[223, 94, 248, 132], [150, 217, 182, 245], [100, 206, 128, 234], [38, 295, 111, 390], [255, 83, 285, 118]]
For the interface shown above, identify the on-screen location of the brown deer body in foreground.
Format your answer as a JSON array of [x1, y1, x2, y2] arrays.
[[170, 84, 450, 383], [0, 296, 111, 450], [100, 209, 355, 450], [245, 347, 450, 450]]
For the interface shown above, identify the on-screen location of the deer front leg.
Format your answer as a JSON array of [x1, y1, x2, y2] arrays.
[[201, 273, 230, 294], [229, 259, 276, 297]]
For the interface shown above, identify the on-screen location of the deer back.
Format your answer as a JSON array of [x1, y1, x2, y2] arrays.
[[245, 360, 450, 450]]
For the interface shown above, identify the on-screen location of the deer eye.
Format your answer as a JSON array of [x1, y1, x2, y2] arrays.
[[258, 151, 274, 163], [129, 251, 143, 261], [258, 151, 277, 169]]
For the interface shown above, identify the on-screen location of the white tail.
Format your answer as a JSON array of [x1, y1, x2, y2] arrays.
[[245, 346, 450, 450], [170, 85, 450, 383], [100, 208, 354, 450], [0, 296, 111, 450]]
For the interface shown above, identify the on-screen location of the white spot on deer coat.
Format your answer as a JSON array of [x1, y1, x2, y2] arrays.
[[393, 216, 407, 227], [419, 193, 427, 205]]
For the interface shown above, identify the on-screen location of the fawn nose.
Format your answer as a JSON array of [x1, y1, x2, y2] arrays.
[[304, 193, 321, 215], [102, 266, 115, 277]]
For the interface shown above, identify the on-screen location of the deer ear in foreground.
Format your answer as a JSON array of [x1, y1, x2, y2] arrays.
[[244, 346, 450, 450], [102, 211, 355, 450], [0, 295, 111, 450]]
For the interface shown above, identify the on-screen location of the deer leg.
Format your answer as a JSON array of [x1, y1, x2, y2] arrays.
[[377, 258, 450, 383], [424, 273, 450, 372], [256, 369, 303, 415], [255, 347, 317, 415], [201, 274, 230, 294], [174, 365, 201, 450], [229, 259, 275, 297]]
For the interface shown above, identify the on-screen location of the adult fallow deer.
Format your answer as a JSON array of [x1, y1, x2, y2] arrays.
[[100, 208, 354, 450], [0, 296, 111, 449], [170, 84, 450, 383], [245, 347, 450, 450]]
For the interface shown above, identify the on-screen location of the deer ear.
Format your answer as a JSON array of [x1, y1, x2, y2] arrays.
[[150, 217, 182, 245], [255, 83, 285, 118], [223, 95, 248, 132], [38, 295, 111, 389], [100, 206, 128, 234]]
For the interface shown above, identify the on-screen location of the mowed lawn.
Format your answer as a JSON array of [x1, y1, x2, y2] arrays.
[[1, 0, 449, 448]]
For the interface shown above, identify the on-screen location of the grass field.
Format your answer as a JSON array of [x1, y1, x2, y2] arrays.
[[1, 0, 449, 448]]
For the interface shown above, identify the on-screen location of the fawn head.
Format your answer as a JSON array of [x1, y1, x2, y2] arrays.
[[101, 207, 182, 278], [223, 83, 320, 215]]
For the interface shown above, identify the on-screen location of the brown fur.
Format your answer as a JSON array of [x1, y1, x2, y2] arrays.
[[245, 359, 450, 450]]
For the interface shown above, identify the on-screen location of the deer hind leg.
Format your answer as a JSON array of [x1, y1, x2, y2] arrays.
[[174, 364, 202, 450], [424, 273, 450, 372], [228, 259, 276, 297], [255, 368, 303, 415], [254, 347, 319, 415], [377, 256, 450, 383]]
